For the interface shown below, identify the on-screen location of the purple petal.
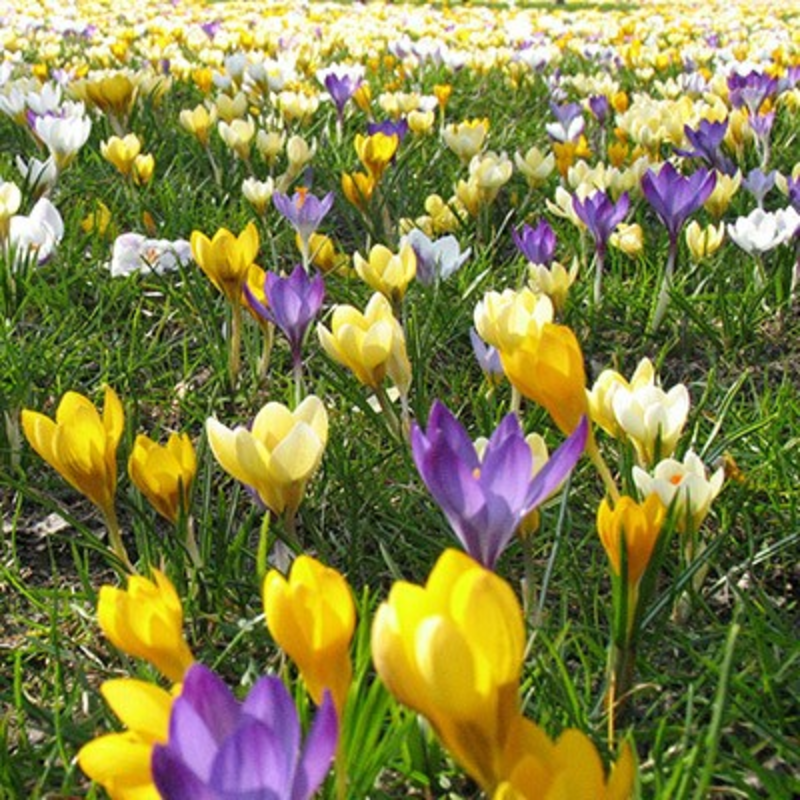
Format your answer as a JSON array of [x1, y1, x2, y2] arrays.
[[291, 691, 338, 800], [209, 720, 289, 796], [241, 676, 300, 769], [523, 415, 588, 510], [480, 431, 533, 510], [152, 746, 218, 800]]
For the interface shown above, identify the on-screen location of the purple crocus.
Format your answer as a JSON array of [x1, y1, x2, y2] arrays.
[[323, 72, 361, 122], [588, 95, 610, 125], [469, 327, 504, 384], [727, 70, 777, 115], [572, 190, 630, 303], [641, 163, 716, 329], [677, 119, 734, 175], [411, 401, 588, 569], [512, 219, 556, 266], [546, 101, 584, 142], [742, 168, 776, 208], [640, 163, 716, 244], [244, 264, 325, 368], [152, 664, 338, 800], [272, 188, 334, 269], [366, 118, 409, 143]]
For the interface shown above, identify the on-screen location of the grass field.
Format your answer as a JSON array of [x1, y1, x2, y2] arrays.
[[0, 0, 799, 797]]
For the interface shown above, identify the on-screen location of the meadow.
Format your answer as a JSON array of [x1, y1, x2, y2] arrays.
[[0, 0, 799, 797]]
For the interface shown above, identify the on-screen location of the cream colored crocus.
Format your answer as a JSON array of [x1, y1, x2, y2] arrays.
[[179, 104, 217, 147], [214, 91, 248, 123], [408, 109, 435, 135], [527, 259, 578, 314], [255, 129, 285, 165], [317, 292, 411, 394], [632, 451, 724, 534], [685, 220, 725, 262], [132, 153, 154, 186], [128, 432, 196, 524], [242, 176, 275, 216], [514, 146, 555, 188], [443, 118, 489, 164], [587, 357, 655, 438], [218, 116, 256, 160], [612, 378, 690, 467], [470, 151, 513, 205], [206, 395, 328, 517], [609, 222, 644, 257], [354, 242, 417, 304], [98, 569, 195, 682], [0, 180, 22, 240], [101, 133, 142, 177], [286, 134, 316, 172], [263, 555, 356, 716]]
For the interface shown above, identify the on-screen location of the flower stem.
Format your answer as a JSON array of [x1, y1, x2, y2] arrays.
[[585, 426, 620, 503], [651, 235, 678, 332], [229, 301, 242, 386], [103, 505, 135, 573]]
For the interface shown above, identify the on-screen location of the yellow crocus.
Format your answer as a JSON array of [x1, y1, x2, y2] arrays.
[[341, 171, 376, 211], [494, 726, 635, 800], [100, 133, 142, 176], [78, 679, 174, 800], [263, 555, 356, 716], [206, 395, 328, 516], [98, 569, 195, 683], [442, 118, 489, 164], [317, 292, 412, 393], [372, 549, 525, 792], [475, 288, 587, 434], [354, 132, 399, 182], [353, 242, 416, 304], [128, 432, 196, 524], [190, 221, 259, 304], [21, 386, 123, 520], [132, 153, 154, 186], [84, 73, 137, 120], [179, 104, 217, 147], [685, 220, 725, 262], [597, 494, 666, 586]]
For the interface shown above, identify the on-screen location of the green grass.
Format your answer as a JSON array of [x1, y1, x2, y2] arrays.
[[1, 1, 800, 797]]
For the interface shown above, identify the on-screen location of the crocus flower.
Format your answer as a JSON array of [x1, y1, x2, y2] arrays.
[[676, 119, 734, 175], [366, 118, 409, 142], [727, 206, 800, 256], [545, 101, 585, 143], [7, 196, 63, 266], [78, 679, 174, 799], [190, 221, 259, 304], [263, 555, 356, 716], [597, 494, 666, 587], [98, 569, 195, 683], [317, 292, 412, 394], [727, 70, 777, 115], [152, 664, 337, 800], [100, 133, 142, 176], [354, 132, 400, 181], [640, 163, 716, 244], [21, 386, 123, 521], [128, 432, 196, 524], [353, 242, 417, 304], [411, 401, 588, 568], [742, 168, 776, 208], [511, 219, 556, 266], [108, 233, 191, 277], [371, 548, 525, 792], [33, 110, 92, 171], [474, 288, 587, 434], [273, 188, 334, 268], [572, 190, 630, 301], [632, 451, 724, 534], [321, 67, 362, 122], [405, 229, 471, 285], [244, 263, 325, 368], [469, 327, 504, 385], [207, 395, 328, 517]]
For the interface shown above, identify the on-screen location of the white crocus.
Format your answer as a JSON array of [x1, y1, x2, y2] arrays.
[[727, 207, 800, 256], [633, 451, 724, 533], [108, 233, 191, 278], [8, 197, 63, 266], [405, 229, 471, 285], [612, 380, 690, 467]]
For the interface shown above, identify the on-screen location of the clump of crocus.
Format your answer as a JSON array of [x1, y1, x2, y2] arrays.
[[191, 221, 259, 384], [273, 188, 334, 271], [98, 568, 195, 683], [244, 263, 325, 398], [263, 554, 356, 718], [21, 386, 131, 569], [410, 400, 588, 569], [78, 678, 174, 798], [152, 664, 338, 800]]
